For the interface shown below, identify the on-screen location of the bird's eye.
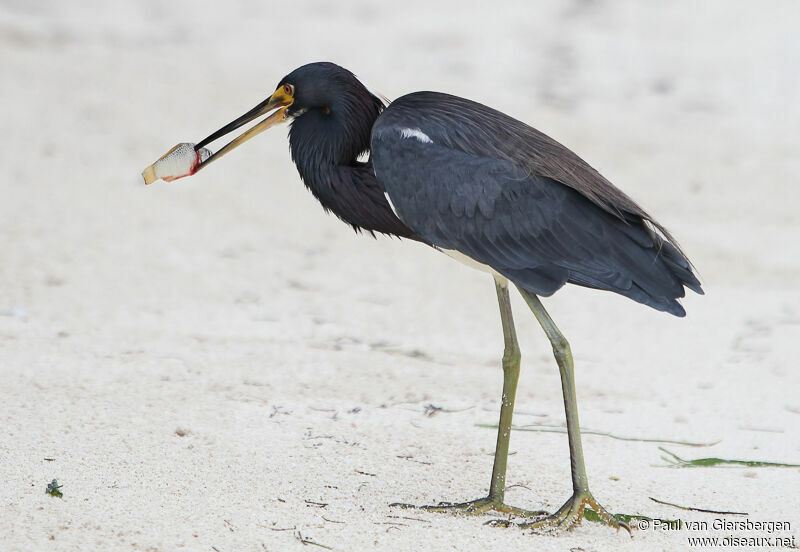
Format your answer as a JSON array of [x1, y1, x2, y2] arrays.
[[283, 84, 293, 96]]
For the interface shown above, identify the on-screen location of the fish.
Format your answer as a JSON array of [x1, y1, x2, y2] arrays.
[[141, 143, 212, 185]]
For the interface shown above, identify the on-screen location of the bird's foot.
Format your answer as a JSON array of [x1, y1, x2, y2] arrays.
[[390, 496, 547, 518], [487, 490, 631, 535]]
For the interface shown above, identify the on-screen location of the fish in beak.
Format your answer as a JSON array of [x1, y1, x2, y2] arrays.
[[141, 86, 293, 184]]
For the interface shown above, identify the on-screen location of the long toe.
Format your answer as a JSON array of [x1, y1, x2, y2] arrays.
[[489, 491, 631, 535], [390, 496, 547, 518]]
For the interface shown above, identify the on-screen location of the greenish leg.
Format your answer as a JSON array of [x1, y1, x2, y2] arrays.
[[491, 287, 629, 534], [390, 277, 546, 518], [487, 277, 522, 502]]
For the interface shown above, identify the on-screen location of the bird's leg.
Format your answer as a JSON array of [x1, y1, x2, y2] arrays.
[[487, 277, 523, 503], [390, 277, 546, 519], [489, 288, 630, 534]]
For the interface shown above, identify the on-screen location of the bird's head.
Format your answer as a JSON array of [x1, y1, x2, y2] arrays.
[[194, 62, 385, 173]]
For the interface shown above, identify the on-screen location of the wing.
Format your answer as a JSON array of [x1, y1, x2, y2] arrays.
[[375, 92, 686, 244], [371, 97, 702, 316]]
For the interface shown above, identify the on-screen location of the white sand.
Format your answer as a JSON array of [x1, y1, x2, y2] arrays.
[[1, 1, 799, 550]]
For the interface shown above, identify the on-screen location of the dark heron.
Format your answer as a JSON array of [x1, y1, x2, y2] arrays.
[[189, 61, 703, 533]]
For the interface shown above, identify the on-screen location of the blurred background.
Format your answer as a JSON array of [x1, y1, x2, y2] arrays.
[[2, 1, 798, 325], [1, 1, 799, 550]]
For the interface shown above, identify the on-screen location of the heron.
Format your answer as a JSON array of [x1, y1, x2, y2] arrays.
[[186, 61, 703, 533]]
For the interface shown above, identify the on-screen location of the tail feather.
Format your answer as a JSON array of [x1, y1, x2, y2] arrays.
[[563, 218, 702, 317], [658, 240, 704, 295]]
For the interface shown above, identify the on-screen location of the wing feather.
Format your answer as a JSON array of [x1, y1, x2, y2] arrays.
[[371, 119, 700, 316]]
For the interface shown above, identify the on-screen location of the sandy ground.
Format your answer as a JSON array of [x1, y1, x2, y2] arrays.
[[2, 1, 800, 550]]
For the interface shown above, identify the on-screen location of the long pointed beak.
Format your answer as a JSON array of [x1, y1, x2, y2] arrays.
[[193, 91, 292, 172]]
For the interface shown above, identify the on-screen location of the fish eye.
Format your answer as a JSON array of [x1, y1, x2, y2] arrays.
[[283, 84, 294, 95]]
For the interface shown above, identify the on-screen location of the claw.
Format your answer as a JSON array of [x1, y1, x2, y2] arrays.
[[487, 491, 631, 535]]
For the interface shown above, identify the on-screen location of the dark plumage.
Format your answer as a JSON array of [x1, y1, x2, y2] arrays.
[[280, 63, 418, 240], [189, 61, 703, 533], [277, 63, 701, 315], [372, 92, 702, 315]]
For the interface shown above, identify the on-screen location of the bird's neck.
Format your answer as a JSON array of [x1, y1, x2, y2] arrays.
[[288, 105, 372, 202], [289, 89, 379, 164], [287, 108, 418, 241]]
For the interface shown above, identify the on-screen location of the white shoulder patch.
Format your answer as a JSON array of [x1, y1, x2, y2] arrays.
[[399, 127, 433, 144]]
